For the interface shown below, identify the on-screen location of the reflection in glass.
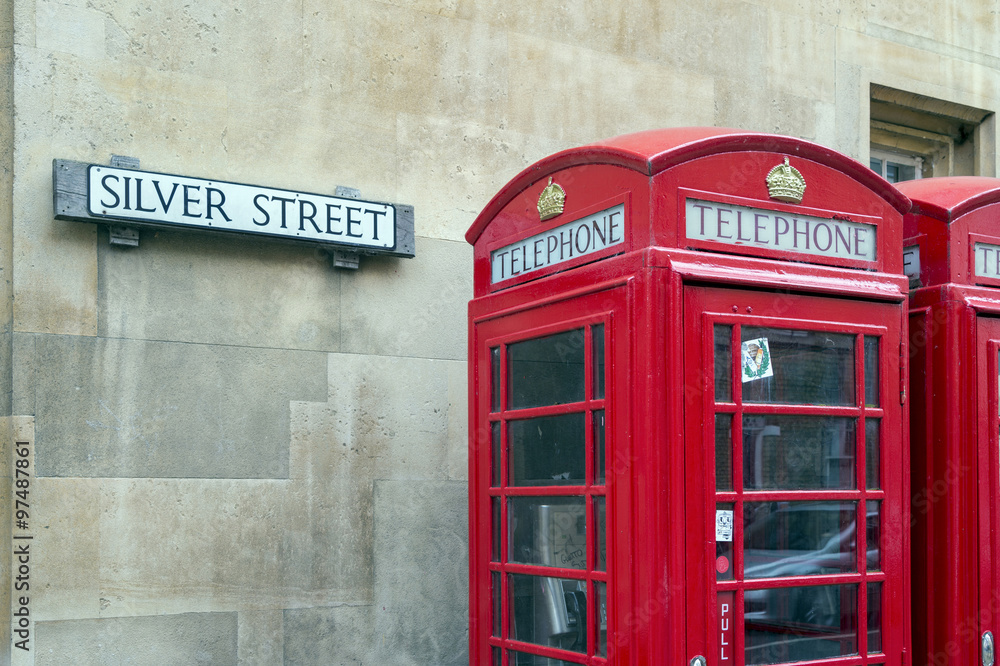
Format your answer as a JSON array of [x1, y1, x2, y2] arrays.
[[509, 497, 587, 569], [492, 346, 502, 412], [594, 410, 606, 485], [593, 324, 605, 400], [509, 330, 586, 409], [596, 581, 608, 656], [595, 496, 607, 572], [716, 325, 733, 402], [493, 647, 502, 666], [743, 501, 857, 579], [716, 502, 735, 581], [509, 650, 579, 666], [492, 422, 501, 487], [745, 584, 858, 664], [493, 571, 501, 636], [867, 502, 881, 571], [717, 414, 733, 492], [509, 414, 585, 486], [742, 328, 855, 406], [866, 419, 880, 490], [492, 497, 501, 562], [511, 574, 588, 655], [743, 415, 857, 490], [864, 336, 880, 407], [868, 583, 882, 653]]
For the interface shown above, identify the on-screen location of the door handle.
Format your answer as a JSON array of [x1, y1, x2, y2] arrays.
[[984, 631, 995, 666], [690, 657, 707, 666]]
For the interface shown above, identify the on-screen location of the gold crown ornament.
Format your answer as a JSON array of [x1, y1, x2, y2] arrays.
[[537, 177, 566, 221], [766, 158, 806, 204]]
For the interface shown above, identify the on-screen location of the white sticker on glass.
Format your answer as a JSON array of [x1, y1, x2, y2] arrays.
[[716, 509, 734, 542], [741, 337, 774, 383]]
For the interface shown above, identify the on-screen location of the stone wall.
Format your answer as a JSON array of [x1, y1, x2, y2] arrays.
[[2, 0, 999, 664]]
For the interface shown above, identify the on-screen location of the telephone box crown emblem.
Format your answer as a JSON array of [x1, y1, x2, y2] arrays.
[[537, 177, 566, 221], [766, 157, 806, 204]]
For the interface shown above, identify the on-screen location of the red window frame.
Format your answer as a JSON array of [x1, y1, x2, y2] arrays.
[[685, 286, 905, 666]]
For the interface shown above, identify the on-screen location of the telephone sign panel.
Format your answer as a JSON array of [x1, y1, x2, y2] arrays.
[[468, 128, 911, 665]]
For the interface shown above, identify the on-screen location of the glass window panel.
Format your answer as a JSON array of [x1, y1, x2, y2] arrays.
[[509, 414, 586, 486], [716, 502, 735, 581], [492, 497, 501, 562], [493, 571, 502, 637], [491, 346, 502, 412], [715, 325, 733, 402], [744, 501, 857, 578], [593, 324, 605, 400], [866, 501, 881, 572], [716, 414, 733, 492], [870, 158, 883, 174], [866, 419, 880, 490], [509, 330, 586, 409], [743, 415, 857, 490], [596, 581, 608, 657], [509, 496, 587, 569], [492, 421, 502, 487], [742, 328, 855, 406], [594, 410, 606, 485], [509, 650, 580, 666], [864, 336, 880, 407], [510, 574, 588, 655], [867, 583, 882, 653], [595, 496, 606, 572], [745, 584, 858, 664], [493, 647, 502, 666]]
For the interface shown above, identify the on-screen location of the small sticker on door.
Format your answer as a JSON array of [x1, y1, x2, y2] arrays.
[[716, 509, 734, 542], [741, 337, 773, 382]]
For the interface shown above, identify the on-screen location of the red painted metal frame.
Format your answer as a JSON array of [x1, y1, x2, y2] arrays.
[[897, 177, 1000, 666], [469, 129, 912, 666]]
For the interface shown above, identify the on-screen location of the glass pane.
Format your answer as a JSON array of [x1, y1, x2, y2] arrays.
[[509, 496, 586, 569], [870, 158, 883, 174], [743, 415, 857, 490], [492, 421, 502, 487], [886, 161, 916, 183], [594, 410, 606, 485], [715, 325, 733, 402], [864, 336, 880, 407], [742, 328, 855, 406], [491, 346, 502, 412], [865, 419, 880, 490], [493, 571, 502, 636], [745, 584, 858, 664], [867, 583, 882, 653], [510, 574, 588, 654], [493, 647, 502, 666], [716, 414, 733, 492], [744, 501, 857, 578], [866, 501, 881, 572], [593, 324, 605, 400], [594, 495, 607, 572], [509, 330, 586, 409], [596, 581, 608, 657], [509, 650, 579, 666], [492, 497, 501, 562], [509, 414, 585, 486], [716, 502, 735, 581]]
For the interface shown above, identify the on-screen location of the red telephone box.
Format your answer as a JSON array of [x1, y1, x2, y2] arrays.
[[897, 177, 1000, 666], [467, 128, 912, 665]]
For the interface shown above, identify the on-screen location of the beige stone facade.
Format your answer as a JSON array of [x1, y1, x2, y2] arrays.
[[0, 0, 997, 664]]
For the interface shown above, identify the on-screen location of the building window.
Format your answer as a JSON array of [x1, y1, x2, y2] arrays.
[[870, 84, 994, 182]]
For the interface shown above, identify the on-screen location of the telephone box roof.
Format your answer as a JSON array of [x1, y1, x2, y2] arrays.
[[466, 127, 911, 244], [896, 176, 1000, 223]]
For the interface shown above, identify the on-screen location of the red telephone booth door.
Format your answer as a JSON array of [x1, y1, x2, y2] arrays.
[[978, 315, 1000, 666], [684, 286, 906, 666]]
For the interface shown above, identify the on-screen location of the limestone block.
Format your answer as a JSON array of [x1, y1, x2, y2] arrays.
[[35, 1, 105, 60], [302, 0, 508, 131], [238, 609, 283, 665], [869, 0, 1000, 59], [17, 333, 327, 478], [505, 32, 715, 146], [340, 238, 471, 361], [395, 113, 568, 243], [34, 612, 238, 666], [98, 227, 342, 351], [283, 605, 374, 665], [373, 480, 468, 665], [766, 12, 836, 103]]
